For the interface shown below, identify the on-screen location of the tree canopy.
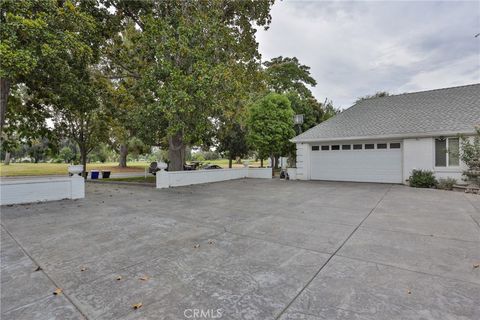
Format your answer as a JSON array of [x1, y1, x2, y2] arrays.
[[356, 91, 391, 103], [246, 93, 295, 172], [264, 56, 317, 97]]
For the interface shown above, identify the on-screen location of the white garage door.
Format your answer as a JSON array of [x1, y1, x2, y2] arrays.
[[310, 142, 402, 183]]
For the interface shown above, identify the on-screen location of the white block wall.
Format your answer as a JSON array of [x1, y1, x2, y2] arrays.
[[156, 168, 271, 189], [0, 176, 85, 205]]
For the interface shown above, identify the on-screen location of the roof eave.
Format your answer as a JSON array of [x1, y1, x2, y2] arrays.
[[290, 129, 476, 143]]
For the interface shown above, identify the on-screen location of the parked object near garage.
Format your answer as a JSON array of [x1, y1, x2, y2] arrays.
[[90, 170, 100, 179], [102, 171, 111, 179], [203, 164, 222, 170]]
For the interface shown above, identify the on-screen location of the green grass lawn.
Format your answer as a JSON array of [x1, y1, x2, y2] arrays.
[[0, 159, 263, 177], [0, 162, 148, 177]]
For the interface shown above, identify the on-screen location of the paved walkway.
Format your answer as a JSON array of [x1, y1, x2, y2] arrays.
[[1, 180, 479, 319]]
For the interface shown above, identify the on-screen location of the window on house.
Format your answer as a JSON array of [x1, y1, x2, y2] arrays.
[[435, 137, 459, 167], [365, 144, 375, 149], [377, 143, 387, 149], [312, 146, 319, 151], [390, 143, 401, 149], [342, 145, 351, 150], [353, 144, 363, 150], [321, 145, 329, 151], [331, 145, 340, 150]]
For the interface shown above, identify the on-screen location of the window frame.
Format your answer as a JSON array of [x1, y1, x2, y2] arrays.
[[341, 144, 351, 150], [353, 144, 363, 150], [364, 143, 375, 150], [331, 145, 340, 150], [377, 143, 387, 149], [321, 145, 329, 151], [311, 145, 320, 151], [389, 142, 401, 149], [434, 137, 460, 168]]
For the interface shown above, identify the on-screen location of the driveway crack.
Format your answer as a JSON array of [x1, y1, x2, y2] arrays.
[[274, 184, 393, 320], [1, 225, 89, 319]]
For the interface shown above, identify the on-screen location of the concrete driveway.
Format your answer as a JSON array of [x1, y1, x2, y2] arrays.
[[1, 179, 479, 320]]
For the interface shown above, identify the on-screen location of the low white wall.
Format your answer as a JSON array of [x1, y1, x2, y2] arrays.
[[247, 168, 272, 179], [0, 176, 85, 205], [156, 168, 271, 189]]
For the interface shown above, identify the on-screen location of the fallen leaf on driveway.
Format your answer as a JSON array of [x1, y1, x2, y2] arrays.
[[139, 276, 149, 281], [53, 288, 63, 295], [132, 302, 143, 309], [208, 240, 215, 245], [80, 267, 87, 272], [473, 264, 479, 269], [407, 289, 412, 294], [116, 276, 122, 280], [193, 244, 200, 249], [34, 266, 42, 272]]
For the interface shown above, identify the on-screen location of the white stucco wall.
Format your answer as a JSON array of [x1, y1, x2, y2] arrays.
[[295, 143, 310, 180], [0, 176, 85, 205], [402, 138, 434, 183], [156, 168, 271, 189], [403, 137, 467, 183]]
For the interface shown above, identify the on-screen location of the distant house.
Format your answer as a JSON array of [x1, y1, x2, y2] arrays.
[[291, 84, 480, 184]]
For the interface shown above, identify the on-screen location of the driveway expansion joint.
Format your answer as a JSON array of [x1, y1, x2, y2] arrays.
[[0, 225, 90, 320], [274, 185, 393, 319]]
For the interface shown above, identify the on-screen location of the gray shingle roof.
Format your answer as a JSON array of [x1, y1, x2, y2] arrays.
[[292, 83, 480, 142]]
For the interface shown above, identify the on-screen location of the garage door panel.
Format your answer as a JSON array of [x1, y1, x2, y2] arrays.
[[310, 147, 402, 183]]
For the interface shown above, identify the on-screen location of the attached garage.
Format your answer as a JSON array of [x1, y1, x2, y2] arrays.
[[291, 84, 479, 184], [309, 142, 402, 183]]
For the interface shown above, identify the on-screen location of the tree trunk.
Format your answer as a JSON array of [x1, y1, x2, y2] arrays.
[[271, 153, 275, 177], [260, 158, 263, 168], [119, 144, 128, 168], [80, 146, 88, 179], [228, 155, 233, 168], [0, 78, 10, 132], [274, 155, 279, 169], [168, 131, 185, 171], [4, 152, 11, 165]]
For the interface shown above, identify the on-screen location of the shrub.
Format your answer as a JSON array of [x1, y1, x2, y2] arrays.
[[191, 153, 205, 162], [409, 169, 437, 188], [436, 178, 457, 190]]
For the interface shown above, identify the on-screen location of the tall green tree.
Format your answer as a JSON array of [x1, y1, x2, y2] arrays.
[[218, 122, 249, 168], [264, 56, 316, 97], [246, 93, 295, 175], [110, 0, 273, 171], [356, 91, 391, 103], [0, 0, 113, 131], [1, 1, 117, 175]]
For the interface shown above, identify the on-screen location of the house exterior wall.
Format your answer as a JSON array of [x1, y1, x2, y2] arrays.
[[403, 137, 467, 183], [295, 143, 311, 180], [295, 136, 468, 184]]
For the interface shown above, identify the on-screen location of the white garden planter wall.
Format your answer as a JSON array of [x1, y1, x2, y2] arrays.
[[0, 176, 85, 205], [156, 167, 271, 189], [287, 168, 297, 180]]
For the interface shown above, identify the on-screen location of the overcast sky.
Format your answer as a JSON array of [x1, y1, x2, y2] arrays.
[[256, 0, 480, 108]]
